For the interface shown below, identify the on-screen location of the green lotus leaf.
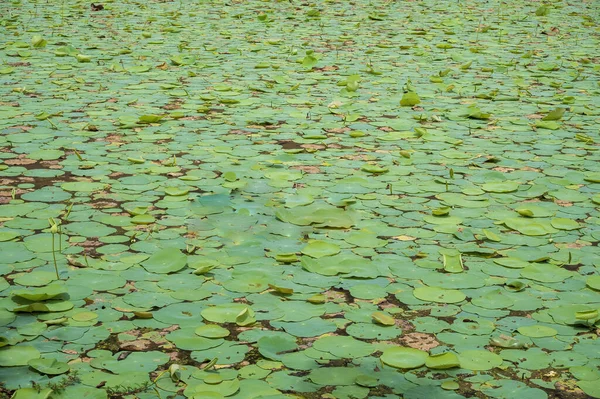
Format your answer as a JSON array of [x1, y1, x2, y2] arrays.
[[570, 366, 600, 381], [360, 164, 389, 174], [425, 352, 460, 369], [195, 325, 231, 339], [380, 347, 428, 369], [95, 351, 170, 374], [271, 318, 337, 338], [268, 284, 294, 295], [441, 381, 460, 391], [201, 304, 256, 325], [312, 335, 374, 358], [586, 276, 600, 291], [471, 290, 514, 310], [520, 264, 573, 283], [308, 367, 363, 386], [0, 345, 40, 366], [442, 250, 463, 273], [400, 92, 420, 106], [542, 107, 565, 121], [350, 283, 387, 300], [432, 207, 450, 216], [164, 186, 190, 196], [413, 287, 466, 304], [257, 335, 297, 361], [355, 374, 378, 387], [578, 380, 600, 399], [584, 172, 600, 184], [459, 350, 502, 371], [61, 181, 106, 192], [466, 105, 491, 119], [131, 214, 155, 224], [503, 217, 557, 236], [12, 285, 67, 301], [11, 388, 52, 399], [276, 204, 354, 228], [575, 310, 598, 321], [451, 318, 496, 335], [482, 229, 501, 242], [301, 240, 340, 258], [345, 230, 388, 248], [517, 325, 558, 338], [166, 328, 224, 351], [138, 114, 163, 123], [13, 300, 74, 313], [28, 358, 70, 375], [275, 253, 299, 263], [494, 257, 531, 269], [0, 231, 19, 242], [141, 248, 187, 274], [481, 182, 520, 193], [1, 1, 598, 395], [550, 218, 580, 231]]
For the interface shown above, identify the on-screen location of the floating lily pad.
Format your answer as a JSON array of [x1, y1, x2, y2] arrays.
[[0, 231, 19, 242], [12, 285, 67, 301], [61, 181, 106, 192], [459, 350, 503, 371], [312, 335, 374, 358], [521, 264, 572, 283], [141, 248, 187, 274], [380, 347, 428, 369], [578, 380, 600, 399], [0, 345, 40, 366], [1, 1, 598, 396], [257, 336, 297, 361], [201, 304, 256, 326], [301, 240, 340, 258], [11, 388, 53, 399], [413, 287, 466, 303], [195, 325, 230, 338], [481, 182, 520, 193], [13, 271, 57, 287], [586, 276, 600, 291], [426, 352, 460, 369], [517, 325, 558, 338], [28, 358, 70, 375], [550, 218, 581, 231]]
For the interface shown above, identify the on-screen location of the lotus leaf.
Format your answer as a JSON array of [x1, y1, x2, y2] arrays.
[[459, 350, 503, 371], [426, 352, 460, 369], [312, 335, 374, 358], [1, 0, 598, 396], [257, 336, 297, 361], [381, 347, 428, 369], [195, 325, 230, 339], [413, 287, 466, 303], [141, 247, 187, 274], [517, 325, 558, 338], [27, 358, 69, 375], [586, 276, 600, 291], [308, 367, 362, 386], [202, 304, 256, 325], [11, 388, 52, 399], [301, 240, 341, 258], [271, 318, 337, 338], [12, 285, 67, 301], [0, 345, 40, 366]]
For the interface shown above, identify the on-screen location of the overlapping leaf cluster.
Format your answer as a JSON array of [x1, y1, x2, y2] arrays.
[[0, 0, 599, 398]]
